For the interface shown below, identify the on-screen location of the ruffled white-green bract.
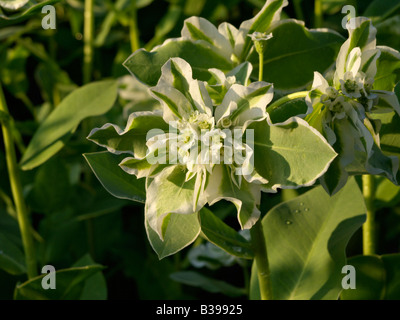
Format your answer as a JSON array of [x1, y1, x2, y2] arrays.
[[306, 17, 400, 195], [88, 58, 337, 240]]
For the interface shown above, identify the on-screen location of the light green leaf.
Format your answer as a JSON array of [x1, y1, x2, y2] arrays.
[[14, 264, 105, 300], [199, 207, 254, 259], [170, 271, 245, 297], [88, 111, 168, 159], [20, 80, 118, 170], [247, 116, 337, 191], [341, 254, 400, 300], [182, 16, 232, 61], [248, 20, 343, 91], [146, 212, 200, 259], [146, 165, 206, 238], [215, 82, 273, 126], [250, 178, 366, 300], [83, 151, 146, 203], [0, 233, 26, 275], [205, 165, 261, 230], [123, 39, 233, 87], [374, 176, 400, 209], [373, 46, 400, 91]]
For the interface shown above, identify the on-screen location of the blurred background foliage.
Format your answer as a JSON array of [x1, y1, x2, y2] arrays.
[[0, 0, 399, 299]]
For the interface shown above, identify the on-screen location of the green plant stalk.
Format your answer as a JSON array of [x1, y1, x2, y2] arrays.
[[0, 84, 37, 279], [293, 0, 304, 21], [83, 0, 94, 84], [250, 220, 273, 300], [266, 91, 309, 112], [258, 51, 264, 82], [362, 174, 376, 255], [129, 2, 140, 52], [314, 0, 322, 28]]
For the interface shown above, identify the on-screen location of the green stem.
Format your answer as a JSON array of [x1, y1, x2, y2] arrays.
[[266, 91, 309, 112], [293, 0, 304, 21], [258, 51, 264, 82], [250, 220, 273, 300], [362, 174, 376, 255], [129, 2, 140, 52], [83, 0, 94, 84], [0, 84, 37, 279], [314, 0, 322, 28]]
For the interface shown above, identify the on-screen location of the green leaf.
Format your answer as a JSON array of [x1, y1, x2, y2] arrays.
[[14, 264, 105, 300], [199, 207, 254, 259], [26, 157, 71, 214], [145, 212, 200, 259], [364, 0, 400, 23], [20, 80, 118, 170], [0, 233, 26, 275], [0, 0, 60, 27], [0, 44, 29, 96], [374, 46, 400, 91], [250, 178, 366, 300], [88, 111, 168, 159], [267, 97, 309, 124], [374, 176, 400, 209], [170, 271, 245, 297], [83, 151, 146, 203], [248, 20, 343, 91], [123, 40, 233, 87], [73, 254, 107, 300], [341, 254, 400, 300], [247, 116, 337, 190]]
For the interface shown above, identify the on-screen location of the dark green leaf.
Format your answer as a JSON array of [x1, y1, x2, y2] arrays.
[[83, 151, 146, 203]]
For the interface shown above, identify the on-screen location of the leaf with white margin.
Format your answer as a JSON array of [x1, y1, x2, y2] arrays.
[[205, 164, 261, 230], [119, 157, 154, 179], [154, 57, 213, 116], [146, 165, 207, 239], [182, 17, 232, 61], [319, 118, 359, 195], [246, 115, 337, 191], [206, 62, 253, 105], [215, 82, 273, 127], [0, 0, 28, 10], [87, 111, 168, 159], [234, 0, 288, 61], [123, 39, 234, 87], [145, 211, 200, 259], [372, 90, 400, 115], [335, 17, 377, 87]]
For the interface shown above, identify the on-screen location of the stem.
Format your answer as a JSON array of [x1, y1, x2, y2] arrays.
[[83, 0, 94, 84], [314, 0, 322, 28], [0, 84, 37, 279], [293, 0, 304, 21], [266, 91, 309, 112], [258, 51, 264, 82], [362, 174, 376, 255], [250, 220, 273, 300], [129, 2, 140, 52]]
